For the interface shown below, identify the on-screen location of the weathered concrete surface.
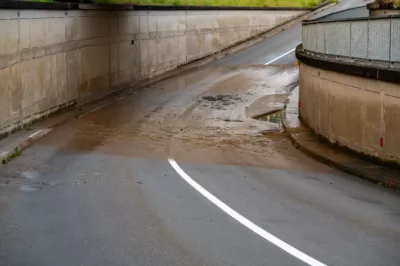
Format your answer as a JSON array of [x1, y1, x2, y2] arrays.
[[303, 1, 400, 63], [299, 62, 400, 165], [283, 86, 400, 189], [0, 8, 306, 136]]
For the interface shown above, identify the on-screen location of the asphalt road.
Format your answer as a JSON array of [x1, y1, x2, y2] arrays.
[[1, 1, 399, 266]]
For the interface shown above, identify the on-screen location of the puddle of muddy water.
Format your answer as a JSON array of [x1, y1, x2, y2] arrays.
[[255, 111, 282, 124]]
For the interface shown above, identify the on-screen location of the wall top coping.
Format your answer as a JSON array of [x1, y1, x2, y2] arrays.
[[1, 0, 322, 11], [303, 11, 400, 25], [296, 45, 400, 84]]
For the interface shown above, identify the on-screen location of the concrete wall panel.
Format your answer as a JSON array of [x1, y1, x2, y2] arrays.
[[20, 19, 31, 50], [328, 22, 350, 56], [0, 67, 10, 125], [119, 41, 132, 71], [66, 50, 79, 102], [345, 85, 363, 150], [119, 15, 139, 35], [31, 19, 47, 48], [391, 19, 400, 61], [329, 81, 347, 143], [318, 78, 330, 137], [368, 20, 390, 61], [309, 78, 319, 132], [147, 39, 158, 75], [383, 95, 400, 158], [363, 89, 381, 154], [7, 20, 19, 54], [351, 21, 368, 59], [325, 23, 339, 55], [10, 64, 20, 116]]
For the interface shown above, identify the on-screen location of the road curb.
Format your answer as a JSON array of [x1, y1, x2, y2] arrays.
[[0, 129, 50, 164], [0, 110, 76, 165], [280, 100, 400, 191]]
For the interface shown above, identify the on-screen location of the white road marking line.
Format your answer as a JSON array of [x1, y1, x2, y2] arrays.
[[168, 158, 327, 266], [264, 48, 296, 65]]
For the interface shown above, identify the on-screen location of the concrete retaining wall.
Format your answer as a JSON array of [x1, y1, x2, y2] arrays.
[[302, 16, 400, 63], [299, 63, 400, 165], [0, 8, 305, 135]]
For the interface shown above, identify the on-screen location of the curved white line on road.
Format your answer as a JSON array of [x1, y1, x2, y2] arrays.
[[168, 158, 327, 266], [264, 48, 296, 65]]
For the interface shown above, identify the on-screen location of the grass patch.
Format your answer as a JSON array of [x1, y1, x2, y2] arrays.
[[29, 0, 324, 7]]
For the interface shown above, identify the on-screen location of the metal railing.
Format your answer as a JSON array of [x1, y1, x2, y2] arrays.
[[302, 16, 400, 62]]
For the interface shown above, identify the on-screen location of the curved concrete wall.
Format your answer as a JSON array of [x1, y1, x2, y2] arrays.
[[0, 8, 306, 135], [299, 63, 400, 165], [302, 16, 400, 63]]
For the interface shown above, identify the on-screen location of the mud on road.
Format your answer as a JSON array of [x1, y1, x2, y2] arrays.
[[15, 65, 335, 177]]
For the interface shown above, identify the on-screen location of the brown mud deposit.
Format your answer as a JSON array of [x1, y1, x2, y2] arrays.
[[35, 65, 335, 173]]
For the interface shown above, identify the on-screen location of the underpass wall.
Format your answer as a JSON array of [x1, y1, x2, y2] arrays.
[[0, 6, 306, 135], [299, 63, 400, 165], [299, 13, 400, 166]]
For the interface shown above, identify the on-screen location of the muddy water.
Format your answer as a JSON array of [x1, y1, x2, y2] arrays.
[[35, 65, 334, 173], [255, 111, 282, 124]]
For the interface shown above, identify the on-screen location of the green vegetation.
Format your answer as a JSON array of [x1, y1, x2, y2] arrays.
[[2, 148, 21, 165], [31, 0, 324, 7], [375, 0, 400, 9]]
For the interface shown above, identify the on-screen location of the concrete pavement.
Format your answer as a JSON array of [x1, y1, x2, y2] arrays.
[[1, 1, 400, 266]]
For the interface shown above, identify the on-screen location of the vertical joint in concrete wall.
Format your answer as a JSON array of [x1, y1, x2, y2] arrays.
[[18, 11, 23, 130], [380, 83, 385, 155], [64, 11, 68, 106], [389, 18, 392, 63]]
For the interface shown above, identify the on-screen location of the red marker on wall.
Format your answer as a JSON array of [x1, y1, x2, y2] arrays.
[[380, 137, 384, 148]]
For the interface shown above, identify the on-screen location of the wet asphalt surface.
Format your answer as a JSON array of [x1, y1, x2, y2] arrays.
[[1, 2, 400, 266]]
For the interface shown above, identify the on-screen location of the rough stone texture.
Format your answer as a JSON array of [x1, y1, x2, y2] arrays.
[[299, 63, 400, 165], [351, 21, 368, 59], [390, 19, 400, 62], [304, 18, 397, 61], [368, 20, 390, 61], [0, 9, 305, 135]]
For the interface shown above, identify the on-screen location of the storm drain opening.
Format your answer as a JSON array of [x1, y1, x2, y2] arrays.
[[254, 110, 282, 124]]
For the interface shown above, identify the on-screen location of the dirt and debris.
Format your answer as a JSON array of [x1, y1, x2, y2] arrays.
[[202, 94, 241, 103], [5, 66, 324, 172]]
